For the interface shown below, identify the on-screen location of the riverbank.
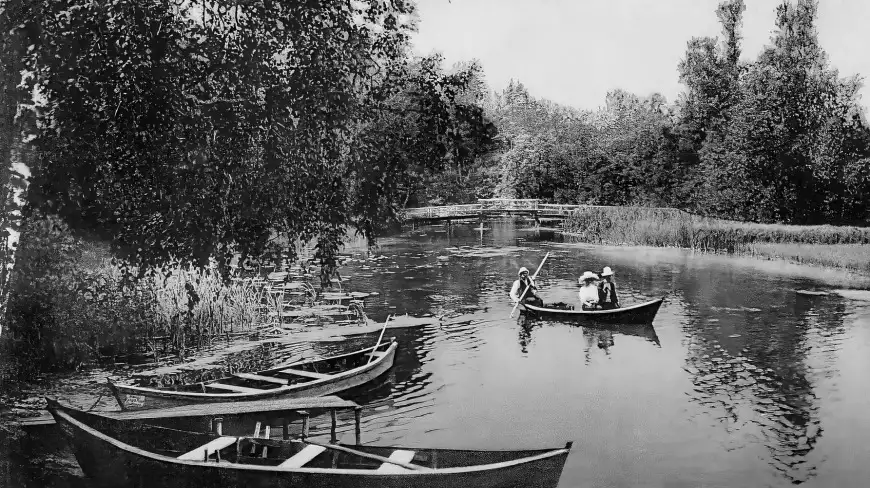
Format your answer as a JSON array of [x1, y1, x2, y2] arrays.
[[561, 207, 870, 276]]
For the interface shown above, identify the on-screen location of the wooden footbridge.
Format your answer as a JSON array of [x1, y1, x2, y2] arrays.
[[401, 198, 586, 224]]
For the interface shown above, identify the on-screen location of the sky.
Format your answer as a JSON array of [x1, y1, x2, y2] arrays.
[[410, 0, 870, 112]]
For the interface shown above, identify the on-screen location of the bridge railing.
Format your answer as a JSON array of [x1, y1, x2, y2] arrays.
[[402, 199, 603, 219], [403, 204, 480, 218], [538, 203, 585, 214], [478, 198, 539, 211]]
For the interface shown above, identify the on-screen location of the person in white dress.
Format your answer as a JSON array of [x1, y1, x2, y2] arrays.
[[578, 271, 600, 310]]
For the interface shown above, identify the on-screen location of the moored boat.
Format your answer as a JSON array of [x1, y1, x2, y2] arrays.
[[521, 297, 665, 324], [109, 339, 398, 411], [47, 399, 573, 488]]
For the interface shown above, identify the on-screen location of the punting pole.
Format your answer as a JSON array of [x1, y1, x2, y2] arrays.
[[367, 314, 393, 364], [303, 439, 431, 471]]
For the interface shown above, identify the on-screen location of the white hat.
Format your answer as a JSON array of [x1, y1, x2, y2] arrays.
[[602, 266, 614, 277], [579, 271, 599, 283], [518, 267, 530, 276]]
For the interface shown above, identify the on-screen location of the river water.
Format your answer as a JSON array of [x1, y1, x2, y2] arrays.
[[5, 219, 870, 487]]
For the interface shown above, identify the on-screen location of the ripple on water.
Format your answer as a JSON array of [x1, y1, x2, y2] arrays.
[[5, 221, 870, 488]]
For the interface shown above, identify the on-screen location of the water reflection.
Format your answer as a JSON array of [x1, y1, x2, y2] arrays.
[[519, 311, 660, 349], [4, 220, 869, 488], [677, 270, 850, 484]]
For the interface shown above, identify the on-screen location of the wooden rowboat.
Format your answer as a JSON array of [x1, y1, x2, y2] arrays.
[[521, 297, 665, 324], [47, 399, 573, 488], [109, 340, 398, 411]]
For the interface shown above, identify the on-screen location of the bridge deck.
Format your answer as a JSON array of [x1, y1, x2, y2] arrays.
[[403, 199, 589, 220]]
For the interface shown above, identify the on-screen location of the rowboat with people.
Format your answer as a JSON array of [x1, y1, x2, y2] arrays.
[[520, 297, 665, 324], [108, 339, 398, 411], [47, 398, 574, 488]]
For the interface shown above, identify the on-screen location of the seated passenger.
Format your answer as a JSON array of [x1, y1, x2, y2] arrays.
[[578, 271, 600, 311], [597, 266, 620, 310]]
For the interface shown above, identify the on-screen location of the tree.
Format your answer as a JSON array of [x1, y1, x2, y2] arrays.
[[364, 57, 496, 211], [681, 0, 870, 223], [3, 0, 493, 283]]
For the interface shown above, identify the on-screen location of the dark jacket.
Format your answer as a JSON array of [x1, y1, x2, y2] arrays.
[[598, 280, 619, 309]]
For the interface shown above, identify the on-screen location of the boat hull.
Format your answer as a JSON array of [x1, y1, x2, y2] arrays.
[[109, 341, 398, 411], [522, 297, 664, 324], [49, 404, 571, 488]]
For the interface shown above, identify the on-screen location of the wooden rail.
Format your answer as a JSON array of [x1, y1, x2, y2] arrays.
[[18, 396, 360, 427], [402, 199, 591, 221]]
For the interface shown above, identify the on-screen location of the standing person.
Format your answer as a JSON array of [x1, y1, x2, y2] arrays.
[[510, 267, 544, 307], [598, 266, 620, 310], [578, 271, 600, 310]]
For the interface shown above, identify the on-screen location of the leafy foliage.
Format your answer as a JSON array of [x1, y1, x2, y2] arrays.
[[19, 0, 489, 277], [5, 211, 268, 375], [5, 212, 158, 374]]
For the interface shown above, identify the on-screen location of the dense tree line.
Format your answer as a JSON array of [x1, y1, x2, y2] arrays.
[[428, 0, 870, 226]]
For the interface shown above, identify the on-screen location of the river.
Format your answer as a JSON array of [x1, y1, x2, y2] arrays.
[[4, 219, 870, 487]]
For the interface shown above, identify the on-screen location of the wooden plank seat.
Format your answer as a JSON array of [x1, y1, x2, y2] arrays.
[[370, 351, 386, 358], [233, 373, 289, 385], [277, 445, 327, 468], [207, 383, 265, 394], [375, 450, 417, 473], [177, 436, 238, 461], [276, 368, 330, 380]]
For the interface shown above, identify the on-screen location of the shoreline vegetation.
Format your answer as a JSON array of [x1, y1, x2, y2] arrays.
[[0, 216, 307, 382], [560, 207, 870, 274]]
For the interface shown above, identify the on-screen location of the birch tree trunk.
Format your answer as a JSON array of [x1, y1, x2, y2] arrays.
[[0, 4, 35, 337]]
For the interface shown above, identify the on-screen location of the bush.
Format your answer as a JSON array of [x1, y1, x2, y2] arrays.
[[4, 213, 264, 378]]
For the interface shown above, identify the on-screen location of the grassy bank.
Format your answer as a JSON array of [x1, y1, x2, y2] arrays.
[[562, 207, 870, 273], [2, 215, 270, 379]]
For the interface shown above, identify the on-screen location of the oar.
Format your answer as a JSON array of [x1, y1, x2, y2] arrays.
[[510, 252, 550, 318], [367, 314, 392, 364], [302, 438, 432, 471]]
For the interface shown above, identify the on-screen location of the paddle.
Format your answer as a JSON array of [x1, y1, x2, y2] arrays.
[[367, 314, 393, 364], [510, 252, 550, 318], [302, 439, 432, 471]]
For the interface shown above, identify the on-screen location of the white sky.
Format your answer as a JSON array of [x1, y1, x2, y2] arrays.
[[410, 0, 870, 112]]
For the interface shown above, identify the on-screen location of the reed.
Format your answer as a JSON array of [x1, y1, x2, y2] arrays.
[[562, 206, 870, 270], [739, 243, 870, 273], [82, 260, 269, 358], [149, 267, 265, 340]]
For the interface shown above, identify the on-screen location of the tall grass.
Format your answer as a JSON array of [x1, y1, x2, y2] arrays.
[[563, 206, 870, 271], [564, 207, 870, 248], [149, 267, 265, 338], [5, 215, 274, 375], [741, 243, 870, 273]]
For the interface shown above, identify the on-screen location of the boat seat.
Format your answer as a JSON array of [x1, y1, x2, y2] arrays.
[[276, 368, 330, 380], [207, 382, 264, 394], [232, 372, 288, 385], [375, 450, 416, 473], [370, 351, 386, 358], [177, 436, 238, 461], [277, 445, 327, 468]]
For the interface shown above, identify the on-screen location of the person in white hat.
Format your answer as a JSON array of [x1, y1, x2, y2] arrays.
[[510, 266, 543, 307], [598, 266, 620, 310], [577, 271, 600, 310]]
